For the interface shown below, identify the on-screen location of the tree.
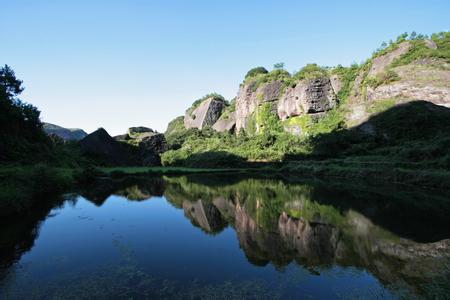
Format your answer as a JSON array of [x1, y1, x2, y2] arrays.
[[0, 65, 43, 139], [410, 31, 417, 40], [273, 62, 285, 70], [0, 65, 24, 99], [244, 67, 268, 79]]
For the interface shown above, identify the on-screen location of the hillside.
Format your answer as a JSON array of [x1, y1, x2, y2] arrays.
[[162, 32, 450, 176], [43, 123, 87, 141]]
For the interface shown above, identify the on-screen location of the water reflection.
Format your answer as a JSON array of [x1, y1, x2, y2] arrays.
[[1, 175, 449, 298]]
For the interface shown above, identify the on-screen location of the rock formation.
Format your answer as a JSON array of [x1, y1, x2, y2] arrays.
[[235, 80, 284, 132], [115, 127, 168, 166], [212, 111, 236, 133], [277, 77, 337, 120], [79, 128, 138, 165], [184, 97, 226, 130]]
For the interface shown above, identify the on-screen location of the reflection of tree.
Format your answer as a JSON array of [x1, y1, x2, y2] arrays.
[[0, 195, 67, 279], [81, 177, 166, 204]]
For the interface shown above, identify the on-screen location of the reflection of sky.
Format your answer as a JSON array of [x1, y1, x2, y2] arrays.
[[4, 195, 391, 298]]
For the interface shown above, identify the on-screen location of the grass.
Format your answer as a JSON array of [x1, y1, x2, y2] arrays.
[[100, 166, 242, 175], [0, 164, 78, 216]]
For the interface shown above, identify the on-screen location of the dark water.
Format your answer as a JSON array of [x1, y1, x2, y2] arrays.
[[1, 175, 449, 299]]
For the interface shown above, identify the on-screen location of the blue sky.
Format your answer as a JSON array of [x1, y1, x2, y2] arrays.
[[1, 0, 449, 135]]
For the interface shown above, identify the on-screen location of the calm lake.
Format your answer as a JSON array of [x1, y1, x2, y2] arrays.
[[1, 175, 449, 299]]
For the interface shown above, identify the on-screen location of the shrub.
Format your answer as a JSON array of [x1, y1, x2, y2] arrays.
[[244, 67, 268, 79]]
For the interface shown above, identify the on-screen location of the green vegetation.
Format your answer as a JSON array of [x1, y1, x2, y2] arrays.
[[365, 69, 400, 88], [292, 63, 328, 81], [244, 68, 291, 89], [391, 31, 450, 67], [100, 166, 238, 176], [244, 66, 268, 79], [368, 98, 397, 114], [0, 65, 90, 214], [0, 164, 77, 216], [189, 93, 226, 111]]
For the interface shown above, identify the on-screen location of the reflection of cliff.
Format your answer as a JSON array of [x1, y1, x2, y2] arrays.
[[183, 200, 227, 234], [164, 176, 450, 296]]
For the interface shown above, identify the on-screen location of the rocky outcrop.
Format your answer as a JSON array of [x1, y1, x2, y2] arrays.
[[368, 42, 411, 77], [235, 81, 284, 132], [115, 127, 168, 166], [184, 98, 225, 130], [330, 74, 343, 94], [367, 61, 450, 107], [43, 123, 87, 141], [138, 132, 168, 166], [128, 126, 154, 136], [79, 128, 138, 165], [212, 111, 236, 133], [277, 77, 337, 120]]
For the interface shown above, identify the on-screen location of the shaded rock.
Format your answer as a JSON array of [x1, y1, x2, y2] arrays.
[[184, 98, 226, 130], [113, 134, 130, 141], [278, 77, 337, 120], [138, 132, 168, 166], [79, 128, 138, 165], [43, 123, 87, 141], [113, 127, 168, 166], [212, 111, 236, 133]]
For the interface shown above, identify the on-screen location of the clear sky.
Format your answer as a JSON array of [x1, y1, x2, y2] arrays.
[[1, 0, 449, 135]]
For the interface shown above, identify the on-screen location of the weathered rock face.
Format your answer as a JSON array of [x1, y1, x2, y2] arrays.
[[235, 81, 283, 132], [368, 42, 411, 77], [43, 123, 87, 141], [212, 111, 236, 133], [330, 74, 343, 95], [79, 128, 138, 165], [366, 61, 450, 107], [277, 77, 337, 120], [347, 41, 449, 126], [184, 98, 225, 130]]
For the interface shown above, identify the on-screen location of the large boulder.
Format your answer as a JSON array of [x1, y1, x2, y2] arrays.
[[43, 123, 87, 141], [212, 111, 236, 133], [79, 128, 138, 165], [277, 77, 337, 120], [184, 98, 226, 130]]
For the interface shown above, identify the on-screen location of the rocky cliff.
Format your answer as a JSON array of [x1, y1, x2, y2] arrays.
[[173, 33, 449, 138]]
